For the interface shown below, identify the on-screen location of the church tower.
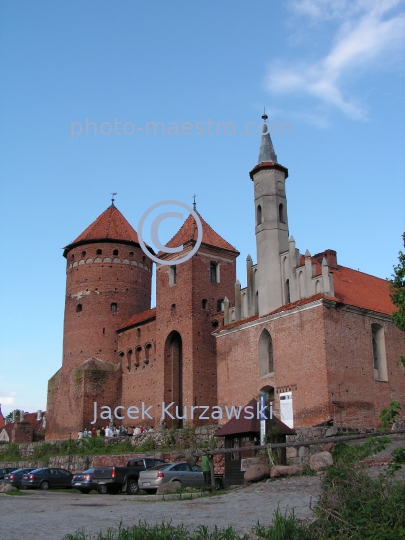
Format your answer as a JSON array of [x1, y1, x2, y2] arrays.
[[46, 202, 152, 439], [249, 113, 289, 316]]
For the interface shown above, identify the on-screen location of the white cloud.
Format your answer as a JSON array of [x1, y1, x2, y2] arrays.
[[0, 390, 17, 407], [266, 0, 405, 119]]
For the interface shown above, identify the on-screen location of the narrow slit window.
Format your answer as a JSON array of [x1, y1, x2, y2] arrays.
[[111, 302, 117, 312]]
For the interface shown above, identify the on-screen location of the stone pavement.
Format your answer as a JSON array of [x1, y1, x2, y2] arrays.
[[0, 476, 321, 540]]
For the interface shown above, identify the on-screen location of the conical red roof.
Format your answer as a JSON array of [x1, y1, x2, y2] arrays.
[[161, 213, 239, 255], [64, 204, 141, 254]]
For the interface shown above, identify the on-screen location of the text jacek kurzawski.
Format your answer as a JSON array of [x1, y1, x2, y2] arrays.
[[90, 401, 273, 424]]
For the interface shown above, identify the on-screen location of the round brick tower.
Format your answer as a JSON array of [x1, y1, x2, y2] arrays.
[[46, 203, 153, 439], [61, 203, 152, 370]]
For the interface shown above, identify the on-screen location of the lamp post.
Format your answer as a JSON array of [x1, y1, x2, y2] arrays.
[[68, 433, 72, 471]]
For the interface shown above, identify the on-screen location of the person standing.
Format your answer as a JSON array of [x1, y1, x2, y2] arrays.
[[201, 455, 211, 486]]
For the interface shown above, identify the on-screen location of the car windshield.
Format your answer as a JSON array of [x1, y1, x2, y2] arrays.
[[149, 463, 172, 471]]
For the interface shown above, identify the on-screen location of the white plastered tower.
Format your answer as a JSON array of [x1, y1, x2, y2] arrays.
[[250, 113, 290, 316]]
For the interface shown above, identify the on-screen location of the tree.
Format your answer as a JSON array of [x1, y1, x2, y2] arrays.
[[390, 232, 405, 367]]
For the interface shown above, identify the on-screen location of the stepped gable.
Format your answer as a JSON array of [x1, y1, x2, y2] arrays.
[[159, 213, 239, 256], [119, 308, 157, 332], [63, 204, 145, 256]]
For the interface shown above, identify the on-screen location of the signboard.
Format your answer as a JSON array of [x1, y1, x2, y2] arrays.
[[279, 391, 293, 428]]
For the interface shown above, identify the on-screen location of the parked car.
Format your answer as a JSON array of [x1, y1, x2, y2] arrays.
[[21, 468, 73, 490], [138, 462, 224, 493], [92, 457, 165, 494], [3, 468, 36, 488], [0, 467, 18, 481], [71, 468, 98, 493]]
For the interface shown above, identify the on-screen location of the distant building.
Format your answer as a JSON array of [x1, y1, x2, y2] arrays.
[[0, 410, 46, 443], [45, 115, 405, 440]]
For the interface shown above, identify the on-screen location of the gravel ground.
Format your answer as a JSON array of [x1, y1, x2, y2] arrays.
[[0, 476, 321, 540]]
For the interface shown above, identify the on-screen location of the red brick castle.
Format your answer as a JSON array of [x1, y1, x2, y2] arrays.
[[46, 116, 404, 440]]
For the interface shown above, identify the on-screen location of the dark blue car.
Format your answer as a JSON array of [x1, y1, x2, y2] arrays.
[[21, 467, 73, 490], [3, 468, 35, 488]]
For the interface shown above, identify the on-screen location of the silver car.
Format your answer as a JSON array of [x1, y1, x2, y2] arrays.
[[138, 462, 204, 493]]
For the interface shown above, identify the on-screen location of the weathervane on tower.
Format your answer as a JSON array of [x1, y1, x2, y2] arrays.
[[111, 192, 117, 206]]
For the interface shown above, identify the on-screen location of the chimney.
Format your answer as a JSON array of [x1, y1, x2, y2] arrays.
[[37, 410, 42, 421], [314, 250, 338, 269]]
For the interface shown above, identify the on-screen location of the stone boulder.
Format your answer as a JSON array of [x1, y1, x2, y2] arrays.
[[309, 451, 333, 471], [1, 484, 17, 493], [244, 464, 270, 483], [270, 465, 301, 478], [322, 442, 334, 452], [157, 480, 182, 494], [172, 453, 185, 461], [325, 427, 338, 437]]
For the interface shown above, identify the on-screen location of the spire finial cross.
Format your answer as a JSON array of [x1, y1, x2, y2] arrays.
[[262, 106, 268, 121], [193, 194, 197, 211]]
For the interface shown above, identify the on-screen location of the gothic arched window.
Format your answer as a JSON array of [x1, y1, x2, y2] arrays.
[[259, 329, 274, 377]]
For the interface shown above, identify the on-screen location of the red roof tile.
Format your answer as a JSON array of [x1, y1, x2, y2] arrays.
[[64, 205, 141, 252], [4, 412, 45, 436], [333, 265, 393, 315], [159, 213, 239, 256], [119, 308, 156, 331]]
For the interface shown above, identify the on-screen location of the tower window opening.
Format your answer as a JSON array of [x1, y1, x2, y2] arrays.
[[71, 254, 74, 260], [102, 327, 105, 334], [142, 255, 146, 262], [217, 299, 224, 312], [171, 303, 176, 314], [113, 249, 118, 256], [129, 251, 134, 257], [210, 262, 219, 283], [202, 299, 207, 309], [76, 304, 82, 313], [279, 203, 285, 224], [111, 302, 118, 312], [211, 320, 219, 328], [169, 265, 177, 286], [136, 328, 141, 338], [256, 205, 262, 226], [81, 251, 86, 257], [96, 249, 102, 255], [135, 346, 141, 367], [145, 343, 152, 364]]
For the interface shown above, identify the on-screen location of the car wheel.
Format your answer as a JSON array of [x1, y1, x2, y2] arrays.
[[215, 478, 223, 490], [40, 480, 50, 490], [97, 485, 108, 494], [79, 489, 91, 494], [126, 479, 139, 495]]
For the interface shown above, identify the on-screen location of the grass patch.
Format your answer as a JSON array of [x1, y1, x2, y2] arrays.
[[63, 522, 251, 540]]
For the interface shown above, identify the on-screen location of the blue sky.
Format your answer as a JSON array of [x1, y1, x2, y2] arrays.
[[0, 0, 404, 416]]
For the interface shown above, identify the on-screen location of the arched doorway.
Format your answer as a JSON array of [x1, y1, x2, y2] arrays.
[[164, 331, 183, 428]]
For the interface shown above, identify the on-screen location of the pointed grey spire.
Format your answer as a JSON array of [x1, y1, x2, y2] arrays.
[[258, 111, 277, 164]]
